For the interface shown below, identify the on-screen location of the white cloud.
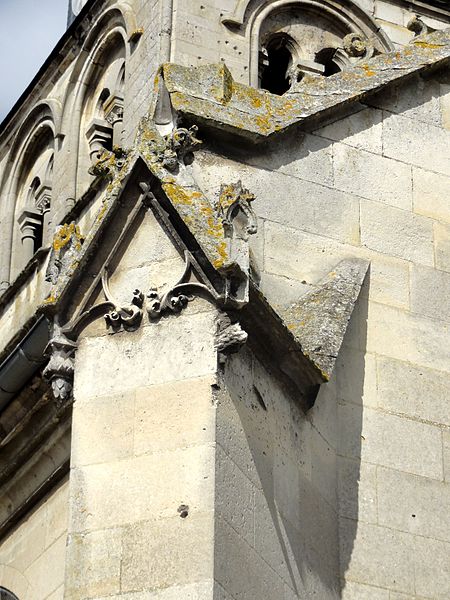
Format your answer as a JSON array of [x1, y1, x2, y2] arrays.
[[0, 0, 67, 121]]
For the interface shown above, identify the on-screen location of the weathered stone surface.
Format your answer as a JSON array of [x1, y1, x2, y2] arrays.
[[383, 111, 450, 176], [339, 519, 416, 594], [377, 356, 449, 425], [413, 167, 450, 223], [360, 200, 434, 265], [341, 581, 389, 600], [339, 404, 443, 479], [160, 28, 450, 140], [315, 105, 383, 153], [333, 143, 412, 210], [377, 466, 450, 540], [281, 258, 369, 379]]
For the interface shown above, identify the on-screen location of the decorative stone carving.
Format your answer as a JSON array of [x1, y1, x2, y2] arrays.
[[150, 125, 202, 172], [218, 181, 258, 306], [103, 94, 124, 127], [215, 312, 248, 355], [219, 181, 257, 239], [343, 33, 374, 61], [45, 222, 84, 285], [146, 251, 216, 320], [43, 327, 77, 406], [88, 146, 129, 180], [102, 271, 144, 330]]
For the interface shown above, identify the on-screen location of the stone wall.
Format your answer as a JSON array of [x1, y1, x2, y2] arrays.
[[191, 69, 450, 599], [63, 194, 219, 599], [215, 349, 340, 599], [0, 479, 69, 600]]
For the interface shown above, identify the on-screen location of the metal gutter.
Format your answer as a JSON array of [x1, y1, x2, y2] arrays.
[[0, 317, 49, 410]]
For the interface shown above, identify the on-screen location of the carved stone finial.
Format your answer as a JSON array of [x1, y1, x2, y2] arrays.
[[407, 15, 429, 37], [215, 312, 248, 355], [43, 328, 77, 406], [343, 33, 373, 60], [45, 222, 84, 285]]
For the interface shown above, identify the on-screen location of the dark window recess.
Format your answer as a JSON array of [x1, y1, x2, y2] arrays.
[[0, 589, 19, 600], [315, 48, 341, 76], [260, 39, 292, 95]]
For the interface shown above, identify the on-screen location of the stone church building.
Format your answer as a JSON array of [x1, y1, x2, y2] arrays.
[[0, 0, 449, 598]]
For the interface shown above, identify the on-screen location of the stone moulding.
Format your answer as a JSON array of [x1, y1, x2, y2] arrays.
[[159, 27, 450, 141]]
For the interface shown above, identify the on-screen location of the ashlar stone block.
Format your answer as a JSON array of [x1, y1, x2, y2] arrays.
[[434, 221, 450, 272], [382, 112, 450, 176], [74, 309, 217, 400], [377, 467, 450, 541], [120, 513, 214, 594], [377, 356, 449, 426], [339, 519, 415, 594], [64, 528, 122, 600], [360, 200, 434, 266], [366, 302, 450, 374], [69, 445, 215, 533], [413, 167, 450, 224], [413, 536, 450, 599], [334, 143, 412, 210], [315, 104, 383, 154], [338, 404, 443, 480], [134, 376, 217, 456]]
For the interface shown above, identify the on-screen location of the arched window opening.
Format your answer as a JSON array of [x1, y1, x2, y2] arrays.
[[260, 36, 293, 95], [315, 48, 342, 76], [0, 587, 19, 600], [16, 147, 54, 272]]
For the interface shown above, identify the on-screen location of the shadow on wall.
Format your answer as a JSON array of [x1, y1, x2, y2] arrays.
[[216, 280, 368, 599]]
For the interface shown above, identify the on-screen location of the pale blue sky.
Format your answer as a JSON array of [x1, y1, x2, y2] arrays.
[[0, 0, 68, 121]]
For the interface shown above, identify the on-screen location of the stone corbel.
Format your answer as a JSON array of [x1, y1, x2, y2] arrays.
[[215, 312, 248, 358], [88, 146, 129, 181], [407, 15, 432, 37], [43, 326, 77, 406]]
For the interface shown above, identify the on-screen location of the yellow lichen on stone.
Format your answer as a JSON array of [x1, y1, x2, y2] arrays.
[[413, 41, 444, 49], [53, 223, 83, 252]]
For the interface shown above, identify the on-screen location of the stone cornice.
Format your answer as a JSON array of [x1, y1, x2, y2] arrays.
[[158, 27, 450, 142]]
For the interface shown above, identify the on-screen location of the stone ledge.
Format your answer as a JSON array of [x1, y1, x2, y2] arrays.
[[159, 27, 450, 141]]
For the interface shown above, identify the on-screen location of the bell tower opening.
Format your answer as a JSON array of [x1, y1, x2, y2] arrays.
[[260, 36, 293, 96]]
